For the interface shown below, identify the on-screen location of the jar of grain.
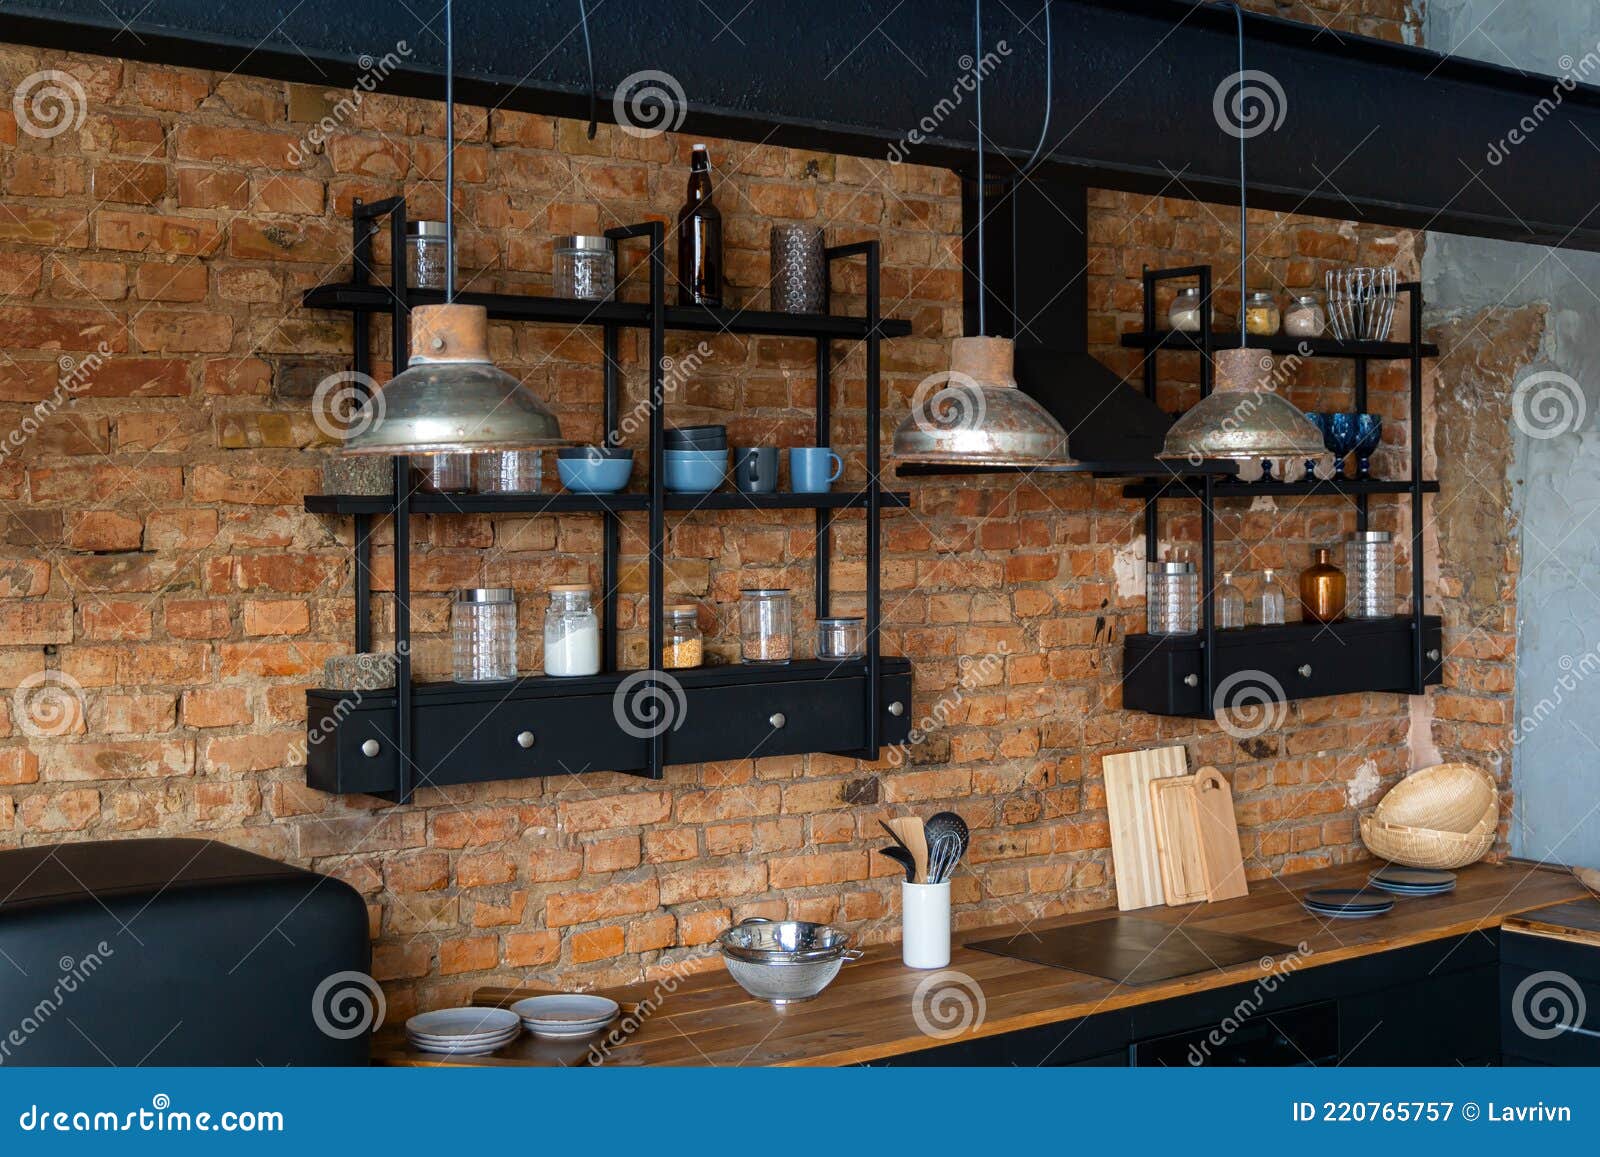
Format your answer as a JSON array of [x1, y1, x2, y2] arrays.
[[1283, 293, 1326, 338], [1168, 287, 1203, 333], [1244, 290, 1280, 335], [662, 604, 703, 669], [739, 589, 792, 664]]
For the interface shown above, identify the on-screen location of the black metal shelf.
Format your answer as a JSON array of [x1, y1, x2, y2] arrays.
[[1119, 329, 1440, 360], [301, 198, 909, 800], [1122, 477, 1440, 500], [301, 282, 911, 340], [894, 460, 1241, 479]]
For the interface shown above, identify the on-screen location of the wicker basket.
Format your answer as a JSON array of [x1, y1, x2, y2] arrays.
[[1359, 762, 1498, 870]]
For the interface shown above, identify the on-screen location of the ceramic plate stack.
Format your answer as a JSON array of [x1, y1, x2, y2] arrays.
[[1366, 866, 1457, 896], [1301, 888, 1395, 920], [406, 1008, 521, 1056], [511, 994, 620, 1040]]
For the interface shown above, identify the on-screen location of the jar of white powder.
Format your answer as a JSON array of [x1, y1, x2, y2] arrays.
[[543, 584, 600, 677]]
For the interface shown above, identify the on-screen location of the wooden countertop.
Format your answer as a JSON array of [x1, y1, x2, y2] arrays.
[[374, 860, 1587, 1068], [1503, 896, 1600, 948]]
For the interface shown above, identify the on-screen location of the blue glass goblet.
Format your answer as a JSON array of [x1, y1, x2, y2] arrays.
[[1303, 412, 1332, 478], [1324, 412, 1361, 480], [1351, 413, 1383, 479]]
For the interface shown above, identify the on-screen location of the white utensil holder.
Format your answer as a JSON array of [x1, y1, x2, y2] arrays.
[[901, 881, 951, 969]]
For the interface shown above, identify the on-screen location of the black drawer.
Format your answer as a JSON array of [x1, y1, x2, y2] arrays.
[[1133, 999, 1339, 1067], [1501, 934, 1600, 1066], [1124, 616, 1443, 717]]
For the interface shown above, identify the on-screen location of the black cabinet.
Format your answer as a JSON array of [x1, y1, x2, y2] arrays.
[[1501, 931, 1600, 1066]]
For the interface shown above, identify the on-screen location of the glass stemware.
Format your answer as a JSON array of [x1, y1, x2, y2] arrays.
[[1324, 413, 1361, 479], [1351, 413, 1383, 479], [1303, 412, 1331, 478]]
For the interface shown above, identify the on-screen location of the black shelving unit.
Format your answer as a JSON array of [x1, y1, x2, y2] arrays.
[[302, 198, 914, 800], [1118, 265, 1444, 718]]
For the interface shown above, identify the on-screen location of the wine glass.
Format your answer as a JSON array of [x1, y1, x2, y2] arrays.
[[1324, 413, 1361, 479], [1351, 413, 1383, 479]]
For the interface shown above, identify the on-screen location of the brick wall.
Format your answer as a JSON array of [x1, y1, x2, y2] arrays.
[[0, 1, 1452, 1016]]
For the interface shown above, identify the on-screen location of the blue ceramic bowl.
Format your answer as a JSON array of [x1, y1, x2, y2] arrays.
[[664, 448, 728, 492], [558, 452, 634, 493]]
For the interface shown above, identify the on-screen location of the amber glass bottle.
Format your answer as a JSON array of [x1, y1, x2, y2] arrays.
[[676, 144, 722, 307], [1299, 547, 1346, 623]]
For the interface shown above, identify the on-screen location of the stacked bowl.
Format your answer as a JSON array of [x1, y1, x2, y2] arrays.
[[665, 425, 727, 492]]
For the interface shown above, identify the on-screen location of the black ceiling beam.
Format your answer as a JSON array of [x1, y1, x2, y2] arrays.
[[4, 0, 1600, 250]]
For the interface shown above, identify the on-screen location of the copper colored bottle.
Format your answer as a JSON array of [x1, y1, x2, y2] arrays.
[[676, 144, 722, 307], [1299, 547, 1346, 623]]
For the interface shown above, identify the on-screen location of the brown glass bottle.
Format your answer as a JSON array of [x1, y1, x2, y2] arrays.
[[677, 144, 722, 307], [1299, 547, 1346, 623]]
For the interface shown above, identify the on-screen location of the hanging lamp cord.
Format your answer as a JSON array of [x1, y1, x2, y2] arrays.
[[974, 0, 986, 336], [1234, 1, 1247, 343], [579, 0, 598, 139], [444, 0, 456, 301]]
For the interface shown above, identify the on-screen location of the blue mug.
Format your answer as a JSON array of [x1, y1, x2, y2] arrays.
[[789, 447, 843, 493]]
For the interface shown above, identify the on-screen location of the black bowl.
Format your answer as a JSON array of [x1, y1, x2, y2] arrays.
[[557, 446, 634, 460], [665, 425, 727, 449]]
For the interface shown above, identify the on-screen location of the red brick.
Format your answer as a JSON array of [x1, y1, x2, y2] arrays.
[[164, 599, 231, 639], [242, 599, 310, 636], [0, 603, 72, 645], [504, 931, 560, 967], [43, 740, 193, 782], [569, 926, 625, 964], [181, 687, 252, 728], [95, 211, 222, 256], [556, 791, 671, 833], [545, 879, 659, 927], [438, 936, 498, 975], [18, 789, 99, 832], [67, 511, 143, 552]]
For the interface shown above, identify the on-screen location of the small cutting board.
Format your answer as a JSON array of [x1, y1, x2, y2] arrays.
[[1103, 745, 1189, 910], [1149, 775, 1207, 905], [1193, 766, 1248, 901]]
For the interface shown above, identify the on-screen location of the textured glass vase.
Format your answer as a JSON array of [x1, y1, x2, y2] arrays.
[[769, 224, 826, 314]]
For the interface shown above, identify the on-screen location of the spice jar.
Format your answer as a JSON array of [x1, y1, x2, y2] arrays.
[[662, 604, 703, 669], [1344, 530, 1395, 619], [817, 616, 866, 659], [1244, 290, 1280, 336], [406, 220, 451, 291], [416, 453, 471, 493], [554, 235, 616, 302], [1168, 287, 1204, 333], [1299, 548, 1346, 623], [543, 585, 600, 677], [1283, 293, 1326, 338], [474, 451, 541, 494], [1146, 560, 1198, 635], [453, 588, 517, 682], [739, 589, 793, 664]]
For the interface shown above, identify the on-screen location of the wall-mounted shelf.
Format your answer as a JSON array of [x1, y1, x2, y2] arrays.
[[1120, 264, 1442, 718], [301, 197, 913, 800]]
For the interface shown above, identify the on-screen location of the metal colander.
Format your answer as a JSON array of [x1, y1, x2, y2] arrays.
[[718, 919, 861, 1005]]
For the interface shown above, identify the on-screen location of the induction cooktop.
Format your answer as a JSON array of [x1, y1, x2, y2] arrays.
[[967, 917, 1295, 986]]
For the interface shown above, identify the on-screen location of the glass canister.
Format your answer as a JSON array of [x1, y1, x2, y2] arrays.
[[1244, 290, 1280, 335], [554, 235, 616, 301], [739, 589, 793, 664], [453, 588, 517, 682], [1168, 287, 1203, 333], [406, 220, 451, 291], [1345, 530, 1396, 619], [1283, 293, 1326, 337], [1146, 561, 1198, 635], [543, 585, 601, 677], [417, 453, 471, 493], [817, 616, 866, 659], [475, 450, 541, 494], [769, 223, 827, 314], [662, 604, 703, 670]]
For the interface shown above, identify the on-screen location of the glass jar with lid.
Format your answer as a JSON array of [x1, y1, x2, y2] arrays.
[[1146, 560, 1198, 635], [1283, 293, 1326, 338], [739, 589, 793, 664], [453, 588, 517, 682], [1244, 290, 1280, 335], [817, 616, 866, 659], [417, 452, 471, 493], [662, 604, 703, 670], [1168, 287, 1204, 333], [406, 220, 451, 291], [474, 450, 541, 494], [543, 585, 600, 677], [1344, 530, 1395, 619], [554, 235, 616, 301]]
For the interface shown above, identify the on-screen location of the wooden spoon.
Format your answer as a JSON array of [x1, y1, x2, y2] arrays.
[[887, 816, 928, 883]]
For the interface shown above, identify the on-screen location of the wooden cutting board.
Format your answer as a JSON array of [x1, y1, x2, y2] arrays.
[[1193, 766, 1248, 901], [1103, 745, 1189, 910], [1149, 775, 1208, 905]]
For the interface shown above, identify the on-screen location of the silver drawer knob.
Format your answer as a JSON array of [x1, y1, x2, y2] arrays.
[[360, 739, 381, 758], [769, 713, 786, 729], [1426, 648, 1441, 662], [516, 731, 535, 749], [1298, 664, 1313, 678], [1183, 674, 1199, 687], [887, 701, 904, 717]]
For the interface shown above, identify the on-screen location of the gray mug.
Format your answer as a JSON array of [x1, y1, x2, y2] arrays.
[[733, 447, 778, 493]]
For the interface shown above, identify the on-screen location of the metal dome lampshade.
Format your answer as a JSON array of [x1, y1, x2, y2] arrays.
[[1158, 347, 1329, 482], [892, 336, 1069, 466], [340, 304, 563, 455]]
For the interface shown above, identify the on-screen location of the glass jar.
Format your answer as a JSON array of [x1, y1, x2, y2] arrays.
[[1283, 293, 1326, 338], [543, 585, 600, 677], [817, 616, 866, 659], [406, 220, 451, 291], [662, 604, 703, 670], [739, 589, 792, 664], [416, 453, 471, 493], [1257, 568, 1286, 626], [475, 451, 541, 494], [1244, 290, 1280, 336], [554, 234, 616, 301], [1168, 287, 1203, 333], [1146, 561, 1197, 635], [1217, 572, 1246, 630], [453, 588, 517, 682], [1344, 530, 1396, 619], [1299, 547, 1346, 623]]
